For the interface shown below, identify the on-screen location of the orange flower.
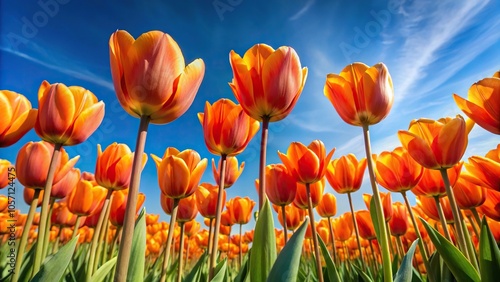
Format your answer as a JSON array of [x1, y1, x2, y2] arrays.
[[109, 30, 205, 124], [334, 212, 354, 242], [195, 183, 225, 219], [398, 116, 468, 169], [229, 44, 308, 122], [198, 99, 260, 156], [0, 195, 8, 212], [23, 187, 44, 207], [278, 140, 335, 184], [34, 81, 104, 145], [453, 177, 486, 210], [211, 156, 244, 188], [151, 147, 207, 199], [355, 210, 376, 240], [363, 192, 393, 222], [67, 179, 107, 216], [15, 141, 79, 189], [0, 159, 13, 189], [160, 193, 198, 223], [51, 203, 78, 227], [293, 178, 325, 209], [411, 163, 462, 197], [51, 168, 80, 199], [184, 220, 201, 238], [374, 147, 424, 193], [477, 189, 500, 221], [453, 77, 500, 134], [110, 189, 145, 227], [220, 209, 235, 227], [416, 196, 454, 223], [226, 196, 255, 225], [0, 90, 37, 147], [316, 193, 337, 218], [261, 163, 297, 207], [95, 143, 147, 190], [278, 204, 306, 231], [388, 202, 409, 236], [462, 145, 500, 191], [326, 154, 366, 194], [324, 62, 393, 126]]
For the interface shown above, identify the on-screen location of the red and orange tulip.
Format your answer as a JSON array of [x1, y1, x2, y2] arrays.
[[109, 30, 205, 124], [229, 44, 308, 122], [416, 196, 454, 223], [151, 147, 207, 199], [388, 202, 409, 236], [161, 193, 198, 223], [453, 177, 486, 210], [67, 179, 107, 216], [0, 90, 37, 147], [293, 179, 325, 209], [411, 163, 462, 197], [462, 145, 500, 191], [355, 210, 376, 240], [0, 159, 13, 189], [260, 164, 297, 207], [453, 76, 500, 134], [374, 147, 424, 193], [34, 81, 104, 145], [0, 195, 8, 212], [326, 154, 366, 194], [51, 168, 80, 199], [211, 156, 244, 188], [226, 196, 255, 225], [110, 190, 146, 226], [324, 62, 394, 126], [477, 189, 500, 221], [195, 183, 225, 219], [334, 212, 354, 242], [277, 204, 306, 231], [316, 193, 337, 218]]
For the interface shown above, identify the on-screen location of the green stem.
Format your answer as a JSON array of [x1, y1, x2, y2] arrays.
[[347, 192, 364, 267], [362, 124, 392, 282], [72, 216, 82, 240], [258, 117, 269, 211], [52, 225, 62, 253], [96, 199, 112, 272], [433, 196, 452, 240], [114, 115, 150, 282], [32, 143, 62, 277], [467, 214, 480, 242], [471, 208, 482, 229], [177, 222, 185, 282], [281, 205, 288, 244], [42, 197, 56, 258], [395, 235, 404, 263], [306, 183, 324, 282], [462, 216, 479, 271], [209, 155, 227, 280], [12, 189, 40, 282], [160, 199, 179, 282], [239, 224, 243, 269], [206, 218, 213, 282], [327, 217, 337, 264]]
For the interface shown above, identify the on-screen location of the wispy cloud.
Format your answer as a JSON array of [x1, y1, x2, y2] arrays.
[[0, 46, 114, 90], [289, 0, 315, 21]]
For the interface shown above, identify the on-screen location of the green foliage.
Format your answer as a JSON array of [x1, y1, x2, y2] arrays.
[[394, 239, 418, 282], [249, 198, 276, 282], [126, 208, 147, 282], [31, 235, 78, 282], [479, 217, 500, 282]]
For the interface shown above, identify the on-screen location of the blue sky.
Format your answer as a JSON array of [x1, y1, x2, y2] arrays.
[[1, 0, 499, 231]]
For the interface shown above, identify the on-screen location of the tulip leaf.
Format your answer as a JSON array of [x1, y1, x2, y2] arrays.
[[394, 239, 418, 282], [369, 197, 381, 243], [249, 197, 276, 282], [90, 256, 117, 282], [353, 264, 374, 282], [127, 208, 146, 282], [267, 217, 309, 282], [479, 217, 500, 282], [183, 251, 207, 282], [317, 231, 341, 282], [234, 250, 250, 282], [31, 235, 78, 282], [420, 217, 480, 282], [210, 258, 227, 282]]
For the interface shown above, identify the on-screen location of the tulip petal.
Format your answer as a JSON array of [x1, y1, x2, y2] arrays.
[[453, 93, 500, 134], [158, 155, 190, 198], [432, 117, 467, 168], [66, 101, 105, 145], [398, 130, 438, 169], [36, 83, 75, 139], [1, 108, 37, 147], [324, 74, 359, 125], [297, 149, 320, 183]]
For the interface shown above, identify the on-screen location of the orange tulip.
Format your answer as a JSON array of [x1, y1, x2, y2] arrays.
[[151, 147, 207, 199], [161, 193, 198, 223], [34, 81, 104, 145], [109, 30, 205, 124], [388, 202, 409, 236], [355, 210, 376, 240], [146, 214, 160, 226], [316, 193, 337, 218], [362, 192, 393, 222], [398, 116, 468, 170], [453, 77, 500, 134], [110, 190, 145, 226], [462, 145, 500, 191], [279, 140, 335, 184], [51, 168, 80, 199], [226, 196, 255, 225], [51, 203, 78, 227], [195, 183, 225, 219], [0, 159, 13, 189], [374, 147, 424, 193], [334, 212, 354, 242], [15, 141, 79, 189], [411, 163, 462, 197], [211, 156, 244, 188], [477, 189, 500, 221], [326, 154, 366, 194], [293, 178, 325, 209], [324, 62, 393, 126], [0, 195, 8, 212], [23, 188, 44, 207], [67, 179, 107, 216], [198, 99, 260, 156], [453, 177, 486, 210], [488, 218, 500, 243], [184, 220, 201, 238], [416, 196, 454, 223], [220, 209, 235, 227], [261, 163, 297, 207], [278, 204, 306, 231], [229, 44, 308, 122], [0, 90, 37, 147]]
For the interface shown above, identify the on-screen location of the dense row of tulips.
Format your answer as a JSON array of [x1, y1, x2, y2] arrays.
[[0, 28, 499, 282]]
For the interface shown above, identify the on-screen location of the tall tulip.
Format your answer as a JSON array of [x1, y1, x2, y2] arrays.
[[316, 193, 338, 261], [462, 145, 500, 192], [211, 156, 244, 188], [109, 190, 146, 227], [226, 196, 255, 267], [0, 159, 13, 189], [109, 29, 205, 281], [0, 90, 37, 147], [324, 62, 394, 281], [229, 44, 308, 210]]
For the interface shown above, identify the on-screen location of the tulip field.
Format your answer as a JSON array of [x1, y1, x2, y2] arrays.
[[0, 27, 499, 282]]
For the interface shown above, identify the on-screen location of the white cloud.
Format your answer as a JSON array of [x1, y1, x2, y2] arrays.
[[289, 0, 315, 21]]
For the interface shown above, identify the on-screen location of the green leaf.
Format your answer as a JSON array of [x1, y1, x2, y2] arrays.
[[353, 264, 373, 282], [317, 231, 341, 282], [394, 239, 418, 282], [211, 259, 227, 282], [369, 197, 381, 240], [479, 217, 500, 282], [234, 250, 250, 282], [249, 198, 276, 282], [127, 208, 147, 282], [420, 217, 480, 282], [267, 217, 309, 282], [183, 251, 207, 282], [90, 256, 117, 282], [31, 235, 78, 282]]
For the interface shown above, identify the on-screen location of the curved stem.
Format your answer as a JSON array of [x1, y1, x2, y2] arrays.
[[433, 196, 452, 240], [209, 155, 227, 280], [114, 115, 150, 282], [362, 124, 392, 282], [281, 205, 288, 244], [177, 222, 185, 282], [96, 195, 113, 272], [327, 217, 337, 264], [471, 208, 482, 228], [258, 117, 269, 211], [12, 189, 40, 282], [42, 198, 56, 258], [466, 214, 480, 242], [72, 216, 82, 240], [160, 198, 179, 282], [306, 183, 324, 282], [33, 143, 62, 277], [347, 192, 364, 267]]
